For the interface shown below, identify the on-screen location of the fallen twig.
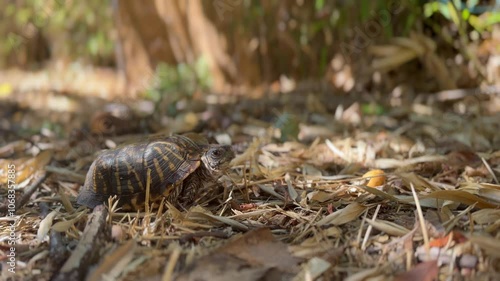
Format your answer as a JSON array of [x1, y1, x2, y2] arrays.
[[45, 165, 86, 184], [39, 203, 69, 272], [15, 172, 49, 211], [51, 205, 110, 281]]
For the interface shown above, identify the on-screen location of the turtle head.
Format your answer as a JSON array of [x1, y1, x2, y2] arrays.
[[201, 145, 235, 177]]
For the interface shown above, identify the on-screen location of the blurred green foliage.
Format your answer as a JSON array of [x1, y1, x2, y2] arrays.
[[145, 57, 213, 116], [424, 0, 500, 33], [230, 0, 422, 79], [0, 0, 114, 67], [1, 0, 498, 85], [273, 112, 300, 142]]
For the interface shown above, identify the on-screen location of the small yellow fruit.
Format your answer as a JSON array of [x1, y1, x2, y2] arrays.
[[362, 169, 386, 188]]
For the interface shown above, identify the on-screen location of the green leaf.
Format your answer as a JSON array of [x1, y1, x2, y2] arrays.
[[315, 0, 325, 11]]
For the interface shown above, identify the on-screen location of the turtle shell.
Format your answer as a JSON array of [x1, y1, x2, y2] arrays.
[[76, 134, 209, 209]]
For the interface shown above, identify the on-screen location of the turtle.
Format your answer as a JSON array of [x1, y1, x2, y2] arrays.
[[76, 133, 235, 210]]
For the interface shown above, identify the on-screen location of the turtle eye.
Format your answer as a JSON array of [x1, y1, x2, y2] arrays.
[[210, 148, 223, 158]]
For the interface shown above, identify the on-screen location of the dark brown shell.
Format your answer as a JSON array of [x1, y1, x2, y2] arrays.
[[76, 134, 208, 209]]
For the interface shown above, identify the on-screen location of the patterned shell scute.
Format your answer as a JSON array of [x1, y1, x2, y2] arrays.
[[97, 135, 204, 196], [143, 136, 204, 194], [91, 144, 148, 196]]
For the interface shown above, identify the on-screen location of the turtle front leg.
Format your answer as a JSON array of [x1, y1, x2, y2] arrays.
[[177, 171, 202, 207]]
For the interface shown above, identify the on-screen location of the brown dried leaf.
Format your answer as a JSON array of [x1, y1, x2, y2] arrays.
[[175, 228, 300, 281], [0, 150, 53, 185], [394, 260, 439, 281], [221, 228, 301, 272]]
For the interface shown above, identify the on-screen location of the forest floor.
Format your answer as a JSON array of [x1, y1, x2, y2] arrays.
[[0, 67, 500, 280]]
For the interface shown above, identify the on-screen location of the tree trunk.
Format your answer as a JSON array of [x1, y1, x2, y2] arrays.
[[113, 0, 237, 94]]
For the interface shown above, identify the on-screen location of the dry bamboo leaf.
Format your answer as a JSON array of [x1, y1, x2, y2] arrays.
[[469, 235, 500, 258], [0, 150, 53, 184], [393, 36, 426, 56], [285, 173, 299, 201], [229, 209, 269, 220], [396, 172, 440, 191], [325, 139, 349, 162], [316, 202, 367, 226], [371, 49, 417, 71], [471, 209, 500, 224], [292, 257, 331, 281], [422, 190, 498, 209], [302, 164, 323, 177], [258, 184, 285, 200], [366, 219, 410, 237], [27, 250, 49, 270], [394, 195, 459, 209], [443, 203, 476, 233], [162, 246, 181, 281], [308, 191, 336, 203], [86, 239, 136, 281], [360, 186, 400, 202], [231, 138, 260, 167], [323, 226, 342, 238], [37, 209, 59, 242], [374, 155, 447, 169], [344, 267, 385, 281], [477, 188, 500, 204], [51, 211, 86, 232], [191, 212, 248, 231], [0, 140, 28, 157], [368, 45, 403, 56], [175, 253, 271, 281]]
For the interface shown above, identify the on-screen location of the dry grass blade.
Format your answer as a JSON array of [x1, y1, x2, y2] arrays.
[[361, 204, 381, 250], [411, 183, 430, 260], [481, 157, 499, 184], [443, 203, 476, 233], [325, 139, 349, 162], [162, 246, 182, 281]]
